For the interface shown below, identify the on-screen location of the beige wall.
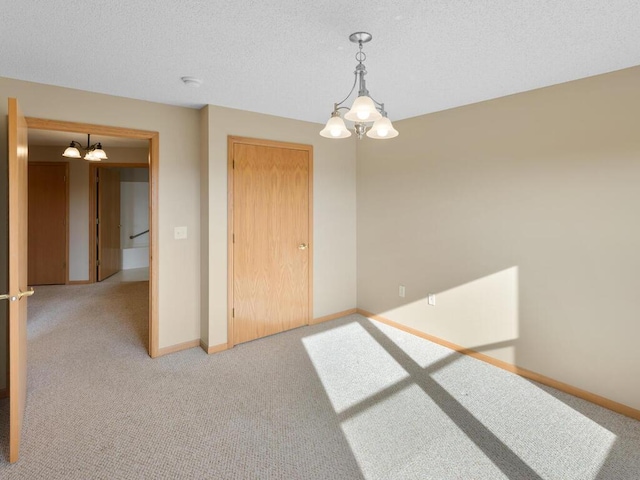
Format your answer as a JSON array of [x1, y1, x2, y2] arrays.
[[0, 77, 201, 362], [69, 160, 89, 280], [5, 66, 635, 413], [357, 66, 640, 410], [203, 105, 357, 348]]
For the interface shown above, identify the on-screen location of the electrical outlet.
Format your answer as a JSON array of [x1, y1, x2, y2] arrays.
[[399, 285, 406, 298], [428, 294, 436, 306]]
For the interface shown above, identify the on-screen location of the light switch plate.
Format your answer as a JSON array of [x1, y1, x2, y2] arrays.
[[174, 226, 187, 240]]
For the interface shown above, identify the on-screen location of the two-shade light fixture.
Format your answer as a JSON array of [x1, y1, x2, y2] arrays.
[[320, 32, 398, 140], [62, 134, 108, 161]]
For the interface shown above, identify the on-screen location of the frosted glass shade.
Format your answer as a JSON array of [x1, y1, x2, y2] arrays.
[[320, 115, 351, 139], [366, 116, 399, 139], [91, 144, 108, 160], [84, 150, 101, 161], [62, 145, 81, 158], [344, 95, 382, 122]]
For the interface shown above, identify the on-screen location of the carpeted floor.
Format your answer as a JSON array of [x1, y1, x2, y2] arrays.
[[0, 279, 639, 479]]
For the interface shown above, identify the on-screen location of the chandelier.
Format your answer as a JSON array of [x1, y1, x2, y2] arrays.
[[62, 134, 108, 161], [320, 32, 398, 140]]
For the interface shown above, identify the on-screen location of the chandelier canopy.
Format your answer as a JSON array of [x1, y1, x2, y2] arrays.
[[320, 32, 398, 140]]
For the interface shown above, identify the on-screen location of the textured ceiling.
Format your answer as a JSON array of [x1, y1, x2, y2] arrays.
[[2, 1, 640, 124]]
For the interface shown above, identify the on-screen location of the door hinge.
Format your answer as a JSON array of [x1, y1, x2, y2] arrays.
[[97, 260, 101, 266], [232, 159, 235, 169], [63, 175, 66, 182], [96, 218, 99, 225], [232, 308, 235, 318], [232, 233, 235, 243]]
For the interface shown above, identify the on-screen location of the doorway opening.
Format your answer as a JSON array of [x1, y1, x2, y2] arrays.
[[90, 164, 149, 283], [25, 118, 160, 357]]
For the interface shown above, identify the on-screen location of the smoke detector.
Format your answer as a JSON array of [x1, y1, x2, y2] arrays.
[[181, 76, 203, 88]]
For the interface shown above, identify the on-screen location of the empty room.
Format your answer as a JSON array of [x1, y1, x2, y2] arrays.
[[1, 1, 639, 479]]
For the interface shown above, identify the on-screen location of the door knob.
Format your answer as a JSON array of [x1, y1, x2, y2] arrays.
[[298, 243, 308, 250], [0, 288, 33, 302], [18, 288, 35, 300]]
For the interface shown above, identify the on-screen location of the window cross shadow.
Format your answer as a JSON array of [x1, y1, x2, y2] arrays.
[[339, 318, 543, 480]]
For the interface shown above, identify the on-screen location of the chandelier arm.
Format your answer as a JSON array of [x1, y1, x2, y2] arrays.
[[367, 95, 385, 110], [334, 73, 359, 109]]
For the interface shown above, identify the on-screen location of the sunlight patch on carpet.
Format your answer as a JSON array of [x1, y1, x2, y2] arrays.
[[302, 322, 409, 414]]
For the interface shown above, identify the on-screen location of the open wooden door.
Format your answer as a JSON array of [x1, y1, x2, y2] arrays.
[[7, 98, 33, 462], [97, 168, 121, 281]]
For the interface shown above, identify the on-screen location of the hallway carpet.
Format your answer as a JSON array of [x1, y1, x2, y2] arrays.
[[0, 281, 639, 479]]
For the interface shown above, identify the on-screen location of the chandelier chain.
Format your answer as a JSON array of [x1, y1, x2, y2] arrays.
[[355, 41, 366, 64]]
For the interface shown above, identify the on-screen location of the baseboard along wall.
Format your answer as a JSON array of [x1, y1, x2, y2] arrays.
[[156, 339, 200, 357], [200, 340, 228, 355], [198, 310, 358, 354], [310, 308, 357, 325], [141, 307, 640, 420], [151, 307, 640, 421], [356, 309, 640, 422]]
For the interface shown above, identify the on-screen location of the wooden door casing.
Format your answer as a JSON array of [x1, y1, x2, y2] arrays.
[[28, 163, 68, 285], [8, 98, 30, 463], [229, 137, 313, 346]]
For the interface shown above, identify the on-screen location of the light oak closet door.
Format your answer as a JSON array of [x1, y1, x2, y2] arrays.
[[233, 142, 311, 344]]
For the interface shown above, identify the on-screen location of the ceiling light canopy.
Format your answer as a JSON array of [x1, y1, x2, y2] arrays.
[[321, 32, 398, 140], [62, 134, 108, 161]]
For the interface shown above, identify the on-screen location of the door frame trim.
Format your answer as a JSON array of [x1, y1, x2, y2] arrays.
[[227, 136, 314, 349], [27, 161, 70, 285], [25, 117, 160, 358]]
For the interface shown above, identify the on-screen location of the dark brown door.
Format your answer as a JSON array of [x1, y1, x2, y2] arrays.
[[97, 168, 121, 281], [231, 138, 312, 345], [28, 163, 67, 285]]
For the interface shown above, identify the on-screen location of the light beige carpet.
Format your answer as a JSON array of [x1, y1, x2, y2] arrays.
[[0, 280, 639, 479]]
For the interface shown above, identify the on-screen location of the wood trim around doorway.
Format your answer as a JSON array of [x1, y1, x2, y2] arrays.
[[25, 117, 160, 358], [227, 136, 314, 350]]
